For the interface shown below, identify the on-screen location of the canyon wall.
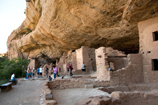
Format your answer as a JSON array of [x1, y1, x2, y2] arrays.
[[7, 0, 158, 63]]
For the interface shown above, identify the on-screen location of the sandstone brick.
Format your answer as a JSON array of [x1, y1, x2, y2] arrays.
[[45, 100, 57, 105], [85, 84, 94, 88], [111, 91, 126, 100]]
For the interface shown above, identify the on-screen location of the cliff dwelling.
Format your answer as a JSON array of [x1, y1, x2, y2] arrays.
[[4, 0, 158, 105], [25, 16, 158, 105]]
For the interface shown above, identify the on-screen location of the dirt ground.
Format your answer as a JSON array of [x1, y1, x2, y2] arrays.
[[0, 78, 110, 105], [0, 79, 45, 105], [52, 88, 110, 105]]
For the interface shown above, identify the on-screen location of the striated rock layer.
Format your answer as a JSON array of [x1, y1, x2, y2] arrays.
[[7, 0, 158, 63]]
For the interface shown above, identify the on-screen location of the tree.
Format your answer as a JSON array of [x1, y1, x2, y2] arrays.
[[0, 57, 30, 85]]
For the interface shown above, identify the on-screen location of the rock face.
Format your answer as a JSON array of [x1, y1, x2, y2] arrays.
[[7, 0, 158, 63]]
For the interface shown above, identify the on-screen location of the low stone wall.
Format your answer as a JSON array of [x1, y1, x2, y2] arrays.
[[111, 90, 158, 105], [43, 78, 158, 105], [42, 81, 57, 105], [48, 78, 110, 89]]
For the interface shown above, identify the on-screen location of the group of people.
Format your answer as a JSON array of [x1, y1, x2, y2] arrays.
[[68, 62, 87, 76], [18, 62, 87, 81], [9, 62, 87, 84], [25, 65, 48, 79], [24, 65, 60, 81], [25, 66, 36, 79]]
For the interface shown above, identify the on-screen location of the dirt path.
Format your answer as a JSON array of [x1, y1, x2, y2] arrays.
[[0, 79, 46, 105]]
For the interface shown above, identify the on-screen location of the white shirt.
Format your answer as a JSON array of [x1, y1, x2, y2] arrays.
[[11, 74, 15, 80], [82, 64, 86, 69], [39, 67, 43, 73]]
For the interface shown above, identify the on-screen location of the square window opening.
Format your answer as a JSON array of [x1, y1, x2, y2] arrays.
[[152, 59, 158, 71], [153, 31, 158, 41]]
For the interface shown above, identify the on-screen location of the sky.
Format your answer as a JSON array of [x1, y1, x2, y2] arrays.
[[0, 0, 26, 53]]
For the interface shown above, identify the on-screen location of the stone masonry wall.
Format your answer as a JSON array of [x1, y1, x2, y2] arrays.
[[95, 47, 110, 81], [82, 46, 96, 72], [138, 17, 158, 83], [107, 57, 128, 70], [110, 54, 144, 86], [48, 78, 110, 89], [95, 47, 127, 81], [76, 48, 83, 70]]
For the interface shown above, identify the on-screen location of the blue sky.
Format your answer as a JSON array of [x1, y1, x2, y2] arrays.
[[0, 0, 26, 53]]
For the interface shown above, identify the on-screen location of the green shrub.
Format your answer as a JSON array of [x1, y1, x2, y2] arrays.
[[26, 28, 32, 34], [0, 57, 30, 85], [39, 6, 42, 14]]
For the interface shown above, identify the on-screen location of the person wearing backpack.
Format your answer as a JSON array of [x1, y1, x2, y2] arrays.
[[68, 62, 73, 76]]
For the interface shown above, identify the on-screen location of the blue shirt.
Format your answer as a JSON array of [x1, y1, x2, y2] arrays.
[[37, 68, 39, 73], [49, 77, 52, 81]]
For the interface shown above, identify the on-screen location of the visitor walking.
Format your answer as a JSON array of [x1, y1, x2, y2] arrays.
[[82, 62, 86, 74], [53, 65, 59, 79], [68, 62, 73, 76]]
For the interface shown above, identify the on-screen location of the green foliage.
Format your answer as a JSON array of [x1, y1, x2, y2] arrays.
[[26, 0, 31, 2], [39, 6, 42, 14], [0, 57, 30, 85], [24, 10, 26, 14], [26, 28, 32, 34]]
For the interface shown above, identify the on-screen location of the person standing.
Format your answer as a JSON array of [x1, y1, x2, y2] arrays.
[[45, 66, 48, 77], [32, 66, 35, 79], [68, 62, 73, 76], [37, 68, 40, 78], [53, 65, 59, 79], [27, 66, 31, 79], [39, 66, 43, 78], [82, 62, 86, 74], [25, 68, 27, 79]]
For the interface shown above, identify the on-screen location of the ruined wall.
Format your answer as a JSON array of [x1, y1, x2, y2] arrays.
[[67, 51, 77, 72], [95, 47, 144, 85], [111, 91, 158, 105], [107, 57, 128, 70], [95, 47, 127, 81], [82, 46, 96, 72], [76, 48, 83, 70], [95, 47, 110, 81], [48, 78, 110, 89], [57, 46, 96, 74], [110, 54, 144, 86], [57, 53, 68, 73], [138, 17, 158, 83], [28, 59, 40, 70]]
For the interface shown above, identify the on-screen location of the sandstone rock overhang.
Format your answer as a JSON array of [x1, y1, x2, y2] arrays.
[[7, 0, 158, 63]]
